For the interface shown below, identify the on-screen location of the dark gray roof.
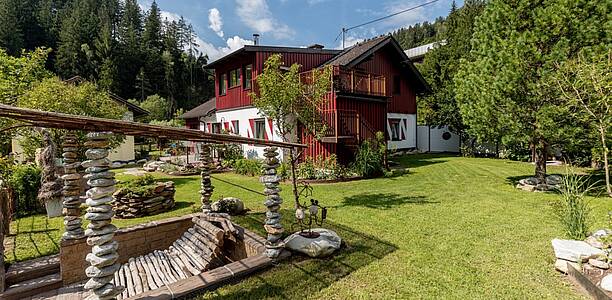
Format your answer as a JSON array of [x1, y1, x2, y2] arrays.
[[179, 98, 216, 119], [324, 36, 389, 66]]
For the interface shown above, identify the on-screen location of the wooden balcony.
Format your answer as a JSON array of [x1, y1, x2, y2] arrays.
[[318, 109, 377, 144], [300, 66, 387, 98]]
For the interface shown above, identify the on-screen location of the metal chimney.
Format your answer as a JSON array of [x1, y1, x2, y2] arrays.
[[253, 34, 260, 45]]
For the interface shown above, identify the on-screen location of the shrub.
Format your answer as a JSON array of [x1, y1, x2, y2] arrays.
[[233, 158, 263, 176], [9, 164, 43, 216], [277, 161, 291, 180], [296, 155, 353, 180], [554, 171, 594, 239], [351, 140, 384, 178]]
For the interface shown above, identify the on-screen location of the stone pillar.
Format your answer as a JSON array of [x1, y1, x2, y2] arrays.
[[261, 147, 284, 258], [199, 144, 214, 213], [61, 133, 84, 240], [82, 132, 123, 300]]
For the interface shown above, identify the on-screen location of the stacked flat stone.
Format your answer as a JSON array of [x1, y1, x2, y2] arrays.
[[82, 132, 123, 300], [199, 144, 214, 213], [61, 134, 84, 240], [260, 147, 284, 258]]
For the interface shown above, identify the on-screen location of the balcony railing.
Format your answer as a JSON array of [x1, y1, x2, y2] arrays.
[[318, 109, 377, 143], [299, 66, 387, 98]]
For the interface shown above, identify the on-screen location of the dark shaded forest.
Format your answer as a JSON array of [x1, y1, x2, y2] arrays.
[[0, 0, 214, 116]]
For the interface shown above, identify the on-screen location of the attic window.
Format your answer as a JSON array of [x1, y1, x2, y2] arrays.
[[393, 75, 401, 95]]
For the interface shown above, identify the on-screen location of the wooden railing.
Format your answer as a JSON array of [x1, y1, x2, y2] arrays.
[[299, 66, 387, 97], [320, 109, 377, 143]]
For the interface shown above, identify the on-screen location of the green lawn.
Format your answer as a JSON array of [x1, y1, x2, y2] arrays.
[[6, 154, 611, 299]]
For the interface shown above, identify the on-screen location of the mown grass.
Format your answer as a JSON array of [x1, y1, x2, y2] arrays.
[[6, 154, 611, 299]]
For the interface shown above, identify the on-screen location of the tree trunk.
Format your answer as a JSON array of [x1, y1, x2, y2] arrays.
[[599, 125, 612, 197], [289, 148, 300, 208], [534, 139, 548, 183]]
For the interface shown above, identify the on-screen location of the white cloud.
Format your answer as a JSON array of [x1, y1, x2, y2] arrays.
[[381, 1, 432, 28], [208, 8, 224, 38], [235, 0, 295, 40], [197, 35, 253, 62]]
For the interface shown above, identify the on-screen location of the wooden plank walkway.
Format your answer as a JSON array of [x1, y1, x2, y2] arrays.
[[109, 217, 227, 299]]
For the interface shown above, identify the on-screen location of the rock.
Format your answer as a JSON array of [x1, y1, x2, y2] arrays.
[[593, 229, 611, 238], [86, 186, 116, 200], [62, 173, 82, 181], [551, 239, 604, 262], [589, 258, 610, 269], [87, 233, 114, 246], [546, 174, 563, 186], [86, 252, 118, 268], [84, 275, 114, 290], [85, 211, 114, 221], [602, 274, 612, 291], [85, 263, 120, 278], [554, 259, 580, 274], [110, 162, 123, 169], [86, 196, 113, 206], [85, 149, 109, 160], [84, 171, 114, 180], [210, 197, 245, 215], [85, 224, 117, 237], [284, 228, 342, 258], [92, 241, 118, 256], [586, 236, 605, 249], [88, 179, 116, 187]]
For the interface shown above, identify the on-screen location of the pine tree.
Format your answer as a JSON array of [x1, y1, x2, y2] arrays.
[[455, 0, 608, 182], [141, 1, 164, 95], [0, 0, 25, 55]]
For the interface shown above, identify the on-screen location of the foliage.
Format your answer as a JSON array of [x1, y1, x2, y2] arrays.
[[233, 158, 263, 177], [351, 140, 384, 179], [117, 174, 158, 196], [148, 109, 186, 128], [8, 163, 42, 216], [553, 50, 611, 196], [391, 16, 446, 50], [138, 94, 171, 121], [553, 171, 594, 240], [296, 154, 352, 180], [0, 0, 213, 115], [454, 0, 608, 181], [16, 77, 127, 160], [418, 0, 484, 133]]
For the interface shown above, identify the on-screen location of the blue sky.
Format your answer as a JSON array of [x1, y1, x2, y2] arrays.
[[138, 0, 461, 61]]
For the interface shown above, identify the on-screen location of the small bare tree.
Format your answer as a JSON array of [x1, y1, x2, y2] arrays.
[[555, 50, 611, 197], [250, 54, 332, 207]]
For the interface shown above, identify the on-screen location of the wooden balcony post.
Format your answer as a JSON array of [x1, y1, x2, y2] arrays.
[[368, 74, 371, 94], [335, 110, 339, 138], [356, 113, 361, 142], [350, 70, 355, 93]]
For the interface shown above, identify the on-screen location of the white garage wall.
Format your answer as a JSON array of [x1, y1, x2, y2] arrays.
[[417, 125, 460, 153]]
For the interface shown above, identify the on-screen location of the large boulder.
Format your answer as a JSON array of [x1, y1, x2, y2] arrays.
[[551, 239, 604, 262], [602, 274, 612, 292], [211, 197, 245, 215], [284, 228, 341, 258]]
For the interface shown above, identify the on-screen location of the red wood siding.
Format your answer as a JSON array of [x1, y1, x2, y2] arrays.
[[185, 118, 199, 130], [215, 53, 255, 110], [255, 52, 336, 75], [354, 46, 417, 114], [337, 97, 387, 134]]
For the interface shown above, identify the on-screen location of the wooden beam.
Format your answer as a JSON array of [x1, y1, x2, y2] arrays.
[[0, 104, 306, 149]]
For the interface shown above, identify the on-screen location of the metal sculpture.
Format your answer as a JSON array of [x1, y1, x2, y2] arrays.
[[292, 183, 327, 238]]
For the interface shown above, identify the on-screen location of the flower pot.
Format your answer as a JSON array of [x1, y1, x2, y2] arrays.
[[45, 197, 63, 218]]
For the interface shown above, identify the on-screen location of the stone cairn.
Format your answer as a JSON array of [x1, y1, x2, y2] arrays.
[[261, 147, 284, 258], [200, 144, 214, 213], [82, 132, 123, 300], [61, 133, 84, 240]]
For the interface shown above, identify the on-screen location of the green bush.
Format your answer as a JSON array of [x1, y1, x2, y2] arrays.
[[554, 171, 593, 239], [233, 158, 263, 176], [9, 164, 43, 216], [351, 140, 384, 178], [296, 155, 352, 180]]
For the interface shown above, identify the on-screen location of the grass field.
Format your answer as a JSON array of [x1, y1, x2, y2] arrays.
[[6, 154, 611, 299]]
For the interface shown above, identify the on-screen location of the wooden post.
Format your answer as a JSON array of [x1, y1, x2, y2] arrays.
[[356, 113, 361, 142], [350, 70, 354, 93], [334, 110, 339, 139], [368, 74, 371, 94], [261, 147, 284, 258]]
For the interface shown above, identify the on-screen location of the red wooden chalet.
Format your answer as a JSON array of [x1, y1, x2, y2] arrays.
[[181, 35, 429, 163]]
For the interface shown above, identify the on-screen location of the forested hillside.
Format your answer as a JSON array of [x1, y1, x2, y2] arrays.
[[0, 0, 214, 115], [391, 16, 446, 50]]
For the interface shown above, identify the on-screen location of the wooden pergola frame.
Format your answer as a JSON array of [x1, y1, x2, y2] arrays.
[[0, 104, 306, 149]]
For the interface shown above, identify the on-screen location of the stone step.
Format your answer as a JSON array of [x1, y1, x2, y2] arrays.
[[5, 254, 60, 286], [0, 273, 62, 300]]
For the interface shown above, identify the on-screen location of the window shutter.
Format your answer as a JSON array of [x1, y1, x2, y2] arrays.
[[248, 119, 255, 138]]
